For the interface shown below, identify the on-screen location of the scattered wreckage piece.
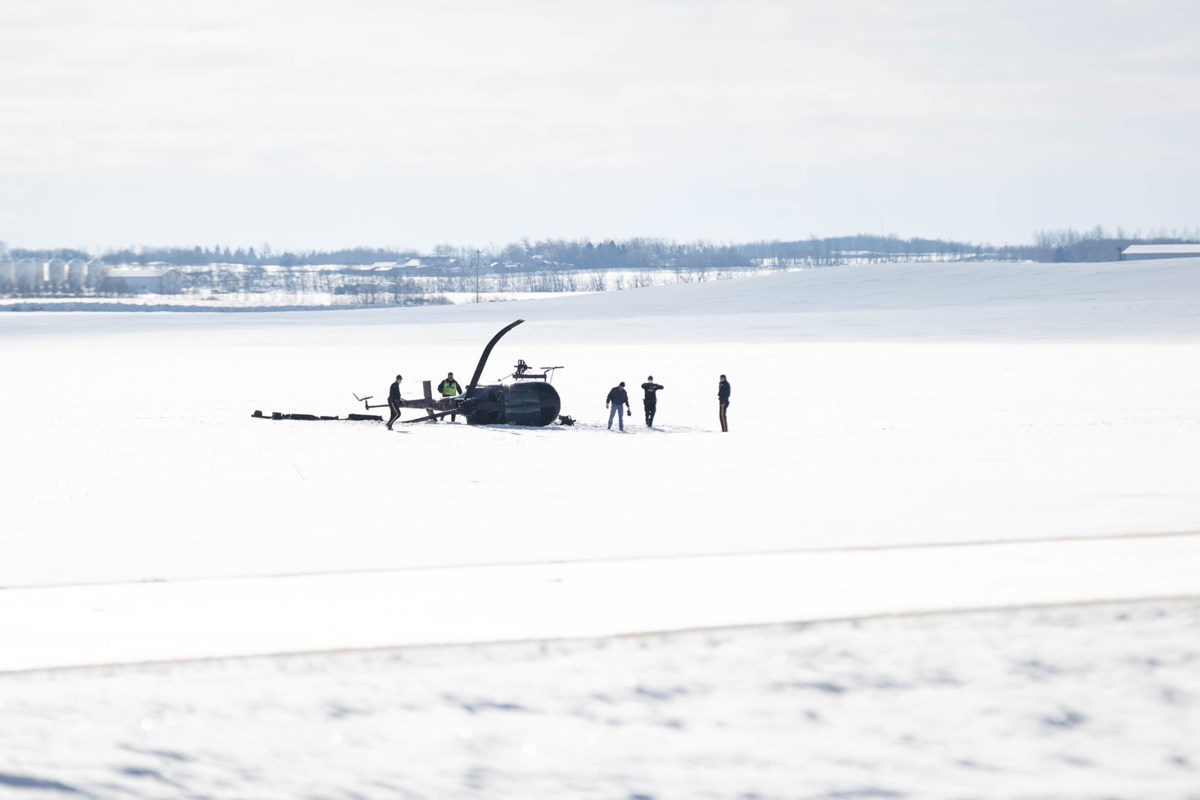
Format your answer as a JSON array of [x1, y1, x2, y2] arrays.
[[252, 410, 382, 422]]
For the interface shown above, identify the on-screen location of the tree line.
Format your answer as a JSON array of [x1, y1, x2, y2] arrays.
[[5, 227, 1199, 270]]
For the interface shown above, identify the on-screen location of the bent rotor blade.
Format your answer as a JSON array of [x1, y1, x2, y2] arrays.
[[466, 319, 524, 396]]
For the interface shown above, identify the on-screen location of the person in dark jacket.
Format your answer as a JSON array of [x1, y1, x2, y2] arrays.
[[606, 382, 631, 431], [718, 374, 731, 432], [386, 374, 403, 430], [640, 375, 664, 427], [437, 371, 463, 422]]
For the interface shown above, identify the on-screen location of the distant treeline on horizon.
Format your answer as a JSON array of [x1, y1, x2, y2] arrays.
[[6, 227, 1199, 269]]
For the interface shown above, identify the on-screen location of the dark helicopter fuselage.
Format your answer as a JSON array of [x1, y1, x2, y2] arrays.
[[461, 380, 561, 426], [412, 319, 562, 427]]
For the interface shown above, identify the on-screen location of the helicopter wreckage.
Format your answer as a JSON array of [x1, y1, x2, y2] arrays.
[[252, 319, 574, 427]]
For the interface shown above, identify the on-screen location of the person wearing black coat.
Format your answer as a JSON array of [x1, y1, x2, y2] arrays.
[[606, 382, 631, 431], [718, 374, 731, 432], [386, 374, 403, 430], [640, 376, 664, 427]]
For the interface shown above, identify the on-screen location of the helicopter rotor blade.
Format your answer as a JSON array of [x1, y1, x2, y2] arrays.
[[466, 319, 524, 396]]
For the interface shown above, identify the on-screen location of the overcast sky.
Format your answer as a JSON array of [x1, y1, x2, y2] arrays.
[[1, 0, 1197, 252]]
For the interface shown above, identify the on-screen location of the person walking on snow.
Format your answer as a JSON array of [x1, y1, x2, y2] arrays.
[[641, 376, 664, 427], [606, 382, 631, 431], [718, 374, 731, 432], [386, 374, 404, 430], [437, 371, 463, 422]]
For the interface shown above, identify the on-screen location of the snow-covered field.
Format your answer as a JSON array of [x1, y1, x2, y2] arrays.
[[2, 259, 1199, 798]]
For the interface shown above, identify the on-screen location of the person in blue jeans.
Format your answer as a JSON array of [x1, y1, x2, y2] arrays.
[[606, 382, 631, 431]]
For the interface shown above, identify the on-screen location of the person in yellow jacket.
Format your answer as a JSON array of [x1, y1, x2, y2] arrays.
[[438, 371, 463, 422]]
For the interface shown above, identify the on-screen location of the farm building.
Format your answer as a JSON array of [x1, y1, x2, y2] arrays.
[[66, 259, 88, 291], [46, 258, 67, 285], [1119, 244, 1200, 261], [105, 267, 182, 294], [13, 259, 43, 290]]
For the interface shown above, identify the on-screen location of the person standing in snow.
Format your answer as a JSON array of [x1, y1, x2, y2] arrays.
[[718, 374, 731, 432], [386, 374, 403, 430], [437, 371, 463, 422], [606, 381, 631, 431], [640, 375, 664, 427]]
